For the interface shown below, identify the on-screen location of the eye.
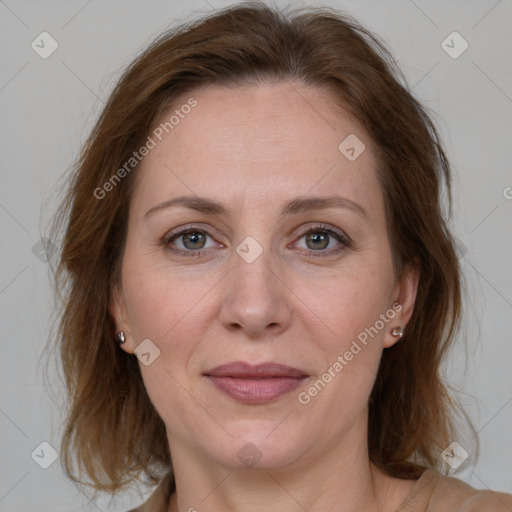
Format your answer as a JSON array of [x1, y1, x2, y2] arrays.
[[293, 224, 349, 256], [165, 227, 217, 254], [163, 223, 349, 258]]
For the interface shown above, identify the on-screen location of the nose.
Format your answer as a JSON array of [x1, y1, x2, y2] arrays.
[[218, 249, 292, 339]]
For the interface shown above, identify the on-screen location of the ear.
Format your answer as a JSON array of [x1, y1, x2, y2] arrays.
[[383, 263, 420, 349], [109, 284, 135, 354]]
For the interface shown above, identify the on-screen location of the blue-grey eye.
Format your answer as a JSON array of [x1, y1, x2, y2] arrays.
[[296, 229, 342, 251], [305, 231, 330, 250], [182, 231, 206, 250], [169, 229, 215, 251]]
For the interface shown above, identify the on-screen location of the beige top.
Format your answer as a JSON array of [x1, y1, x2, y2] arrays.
[[128, 469, 512, 511]]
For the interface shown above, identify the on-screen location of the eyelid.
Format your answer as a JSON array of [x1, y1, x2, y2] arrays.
[[293, 222, 351, 245], [163, 223, 222, 244]]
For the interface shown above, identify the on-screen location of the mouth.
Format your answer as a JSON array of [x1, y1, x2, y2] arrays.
[[203, 361, 309, 404]]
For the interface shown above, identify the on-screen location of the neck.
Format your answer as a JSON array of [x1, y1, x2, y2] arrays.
[[165, 419, 412, 512]]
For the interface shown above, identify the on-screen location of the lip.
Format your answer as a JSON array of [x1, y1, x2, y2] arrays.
[[204, 362, 308, 404]]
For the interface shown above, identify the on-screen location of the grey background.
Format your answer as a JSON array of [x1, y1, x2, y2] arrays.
[[1, 0, 511, 510]]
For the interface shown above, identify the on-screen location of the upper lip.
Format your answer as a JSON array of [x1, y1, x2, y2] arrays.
[[204, 361, 308, 378]]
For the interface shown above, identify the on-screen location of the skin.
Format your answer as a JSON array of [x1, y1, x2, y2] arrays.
[[110, 81, 419, 512]]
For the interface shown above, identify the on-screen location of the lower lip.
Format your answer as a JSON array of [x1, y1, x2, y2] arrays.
[[206, 376, 307, 404]]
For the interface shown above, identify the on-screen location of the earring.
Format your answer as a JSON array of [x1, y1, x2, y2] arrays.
[[391, 326, 404, 339], [116, 331, 126, 344]]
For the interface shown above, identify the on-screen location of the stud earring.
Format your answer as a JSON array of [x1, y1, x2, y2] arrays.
[[116, 331, 126, 344], [391, 326, 404, 339]]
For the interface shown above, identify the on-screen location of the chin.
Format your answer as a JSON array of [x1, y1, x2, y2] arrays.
[[201, 421, 310, 471]]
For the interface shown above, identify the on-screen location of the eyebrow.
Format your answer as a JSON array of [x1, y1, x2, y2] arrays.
[[144, 194, 368, 220]]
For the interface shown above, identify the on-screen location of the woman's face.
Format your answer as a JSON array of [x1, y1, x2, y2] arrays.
[[112, 82, 417, 471]]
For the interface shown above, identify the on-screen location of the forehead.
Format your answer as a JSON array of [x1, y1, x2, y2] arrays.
[[131, 81, 382, 218]]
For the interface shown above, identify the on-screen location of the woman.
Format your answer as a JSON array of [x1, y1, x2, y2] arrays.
[[52, 3, 512, 511]]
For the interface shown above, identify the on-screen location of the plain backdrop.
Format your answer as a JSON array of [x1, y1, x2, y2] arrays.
[[1, 0, 511, 510]]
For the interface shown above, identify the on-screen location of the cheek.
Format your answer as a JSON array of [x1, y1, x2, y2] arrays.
[[122, 254, 219, 343], [120, 259, 216, 423], [297, 262, 394, 349], [294, 265, 394, 404]]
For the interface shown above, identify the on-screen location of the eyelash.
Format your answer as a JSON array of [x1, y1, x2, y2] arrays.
[[163, 223, 351, 258]]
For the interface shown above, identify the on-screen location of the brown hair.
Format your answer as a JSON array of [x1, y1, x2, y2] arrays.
[[51, 1, 471, 494]]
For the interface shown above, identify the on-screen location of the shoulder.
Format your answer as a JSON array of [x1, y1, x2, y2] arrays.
[[398, 469, 512, 511]]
